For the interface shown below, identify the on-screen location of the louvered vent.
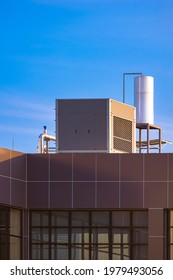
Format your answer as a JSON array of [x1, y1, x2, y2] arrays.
[[112, 115, 133, 153]]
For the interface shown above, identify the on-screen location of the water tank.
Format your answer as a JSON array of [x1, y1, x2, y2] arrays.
[[134, 76, 154, 124]]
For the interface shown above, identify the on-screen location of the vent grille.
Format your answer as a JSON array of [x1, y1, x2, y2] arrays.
[[112, 116, 133, 153]]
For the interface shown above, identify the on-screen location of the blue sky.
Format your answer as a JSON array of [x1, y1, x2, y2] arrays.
[[0, 0, 173, 153]]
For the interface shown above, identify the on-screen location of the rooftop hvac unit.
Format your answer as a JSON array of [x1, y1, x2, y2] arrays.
[[56, 98, 136, 153]]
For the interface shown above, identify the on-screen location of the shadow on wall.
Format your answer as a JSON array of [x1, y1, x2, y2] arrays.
[[0, 148, 26, 208]]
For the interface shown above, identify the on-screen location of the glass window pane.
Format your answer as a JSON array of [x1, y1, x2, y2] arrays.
[[71, 211, 89, 227], [112, 245, 130, 260], [112, 211, 130, 226], [29, 210, 149, 260], [32, 244, 41, 259], [51, 245, 69, 260], [71, 245, 89, 260], [133, 211, 148, 227], [170, 211, 173, 227], [51, 228, 68, 243], [51, 211, 68, 227], [71, 228, 89, 243], [41, 244, 49, 259], [0, 234, 9, 259], [32, 212, 49, 227], [170, 245, 173, 260], [112, 229, 130, 244], [91, 228, 109, 243], [132, 245, 148, 260], [10, 209, 21, 236], [133, 229, 148, 244], [0, 209, 8, 230], [92, 212, 109, 226], [91, 245, 109, 260], [170, 228, 173, 243], [32, 228, 49, 243], [10, 236, 20, 259], [32, 244, 49, 259]]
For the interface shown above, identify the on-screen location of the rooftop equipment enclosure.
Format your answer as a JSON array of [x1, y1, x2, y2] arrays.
[[135, 76, 154, 124], [56, 99, 136, 153]]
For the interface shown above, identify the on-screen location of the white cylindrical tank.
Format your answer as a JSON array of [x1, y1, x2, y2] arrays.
[[134, 75, 154, 124]]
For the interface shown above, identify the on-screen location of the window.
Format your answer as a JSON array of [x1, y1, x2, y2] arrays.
[[168, 210, 173, 259], [0, 206, 22, 259], [30, 210, 148, 260]]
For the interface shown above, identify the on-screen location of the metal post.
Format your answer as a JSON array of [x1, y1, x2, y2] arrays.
[[159, 128, 162, 153], [147, 124, 150, 153], [139, 128, 142, 154]]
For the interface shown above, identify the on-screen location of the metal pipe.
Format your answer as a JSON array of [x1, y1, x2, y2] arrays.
[[123, 72, 142, 103], [37, 126, 56, 153]]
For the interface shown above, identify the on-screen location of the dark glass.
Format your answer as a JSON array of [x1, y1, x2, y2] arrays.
[[132, 245, 148, 260], [133, 211, 148, 227], [71, 211, 89, 227], [71, 245, 89, 260], [51, 228, 68, 243], [71, 228, 89, 243], [0, 206, 21, 260], [51, 211, 68, 227], [51, 244, 69, 260], [91, 245, 109, 260], [112, 211, 130, 227], [133, 228, 148, 244], [32, 211, 49, 227], [30, 210, 148, 260], [112, 245, 130, 260], [92, 211, 109, 226]]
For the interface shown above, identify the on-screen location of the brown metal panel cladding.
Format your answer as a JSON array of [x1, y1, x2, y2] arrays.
[[50, 182, 72, 208], [27, 182, 49, 208], [148, 209, 165, 237], [0, 148, 11, 176], [148, 237, 165, 260], [0, 177, 10, 205], [97, 182, 119, 208], [97, 154, 119, 181], [56, 99, 108, 151], [50, 154, 72, 181], [73, 182, 96, 208], [120, 154, 143, 181], [11, 152, 26, 181], [169, 153, 173, 181], [0, 148, 26, 180], [27, 154, 49, 181], [168, 182, 173, 208], [144, 154, 167, 181], [11, 180, 26, 208], [144, 182, 167, 208], [73, 153, 96, 181], [120, 182, 143, 208]]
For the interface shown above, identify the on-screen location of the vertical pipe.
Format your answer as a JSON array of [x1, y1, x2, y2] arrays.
[[123, 74, 125, 103], [147, 124, 150, 153], [139, 128, 142, 154], [159, 128, 162, 153]]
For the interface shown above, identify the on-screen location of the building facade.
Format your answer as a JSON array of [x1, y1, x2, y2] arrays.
[[0, 147, 173, 260]]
